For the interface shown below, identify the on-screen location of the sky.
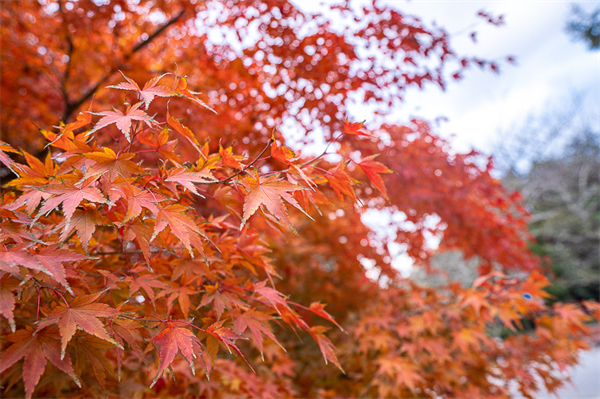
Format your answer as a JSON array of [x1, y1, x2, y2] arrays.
[[390, 1, 600, 154], [294, 1, 600, 278]]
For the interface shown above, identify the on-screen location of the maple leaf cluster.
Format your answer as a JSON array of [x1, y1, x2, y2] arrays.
[[1, 71, 597, 399], [0, 2, 597, 399], [0, 73, 396, 398]]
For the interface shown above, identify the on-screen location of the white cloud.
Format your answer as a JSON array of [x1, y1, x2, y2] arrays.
[[396, 1, 599, 153]]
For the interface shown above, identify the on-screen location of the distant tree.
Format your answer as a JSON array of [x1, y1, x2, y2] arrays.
[[566, 4, 600, 50], [497, 104, 600, 302]]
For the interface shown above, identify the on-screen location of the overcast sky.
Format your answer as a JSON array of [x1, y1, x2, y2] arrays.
[[393, 1, 599, 153]]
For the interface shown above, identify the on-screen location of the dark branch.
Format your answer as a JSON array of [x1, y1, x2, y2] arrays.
[[58, 0, 75, 121], [63, 9, 186, 121], [129, 9, 186, 56]]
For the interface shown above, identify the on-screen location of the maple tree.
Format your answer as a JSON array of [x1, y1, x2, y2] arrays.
[[1, 1, 598, 399]]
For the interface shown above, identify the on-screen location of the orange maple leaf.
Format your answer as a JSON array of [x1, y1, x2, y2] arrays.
[[83, 147, 143, 180], [270, 139, 316, 187], [137, 127, 180, 164], [271, 139, 298, 165], [344, 118, 376, 138], [219, 143, 245, 169], [166, 107, 203, 153], [46, 102, 93, 148], [326, 163, 357, 202], [358, 155, 393, 199], [174, 75, 217, 114]]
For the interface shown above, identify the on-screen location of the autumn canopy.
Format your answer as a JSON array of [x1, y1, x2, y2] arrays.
[[0, 1, 597, 398]]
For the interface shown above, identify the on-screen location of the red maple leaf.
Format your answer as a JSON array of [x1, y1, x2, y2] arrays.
[[232, 308, 283, 357], [240, 172, 310, 230], [199, 284, 241, 319], [125, 273, 167, 307], [253, 281, 291, 313], [59, 205, 110, 253], [150, 321, 206, 386], [151, 204, 207, 256], [0, 245, 46, 276], [309, 302, 345, 332], [35, 245, 87, 294], [0, 279, 16, 332], [0, 326, 80, 399], [110, 179, 163, 225], [89, 102, 156, 142], [38, 178, 107, 223], [205, 320, 252, 370], [36, 291, 122, 359], [0, 141, 22, 175], [107, 72, 175, 108], [309, 326, 344, 372], [165, 167, 217, 196], [4, 189, 47, 216]]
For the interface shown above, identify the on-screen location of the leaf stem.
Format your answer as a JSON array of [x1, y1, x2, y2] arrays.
[[34, 280, 70, 308], [179, 320, 206, 333], [36, 286, 41, 321], [136, 314, 167, 324]]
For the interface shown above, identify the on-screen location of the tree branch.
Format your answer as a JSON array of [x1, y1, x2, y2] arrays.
[[128, 9, 186, 56], [58, 0, 75, 121], [63, 9, 186, 121]]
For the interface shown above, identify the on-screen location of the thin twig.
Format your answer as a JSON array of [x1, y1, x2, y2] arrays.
[[208, 138, 274, 184], [298, 132, 345, 168], [93, 248, 173, 256]]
